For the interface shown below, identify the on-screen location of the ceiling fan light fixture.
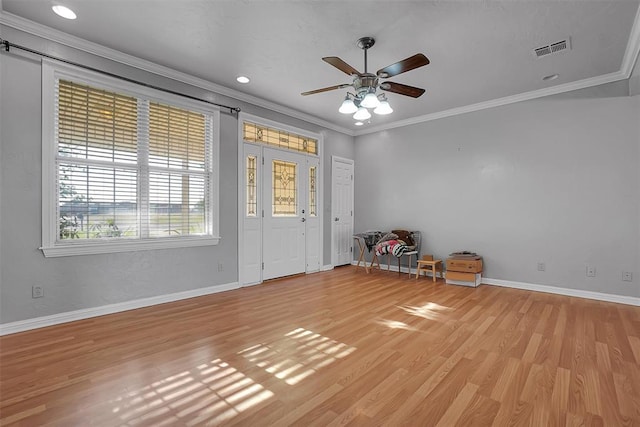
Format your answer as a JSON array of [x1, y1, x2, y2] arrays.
[[301, 36, 429, 122], [338, 96, 358, 114], [360, 91, 380, 109], [353, 107, 371, 121], [374, 99, 393, 115]]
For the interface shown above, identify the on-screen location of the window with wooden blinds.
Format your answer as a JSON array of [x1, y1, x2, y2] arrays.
[[42, 61, 220, 257]]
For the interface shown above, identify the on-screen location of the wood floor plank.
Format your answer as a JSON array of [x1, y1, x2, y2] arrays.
[[1, 267, 638, 426], [551, 366, 571, 416], [628, 335, 640, 365], [434, 381, 479, 427], [454, 389, 501, 426]]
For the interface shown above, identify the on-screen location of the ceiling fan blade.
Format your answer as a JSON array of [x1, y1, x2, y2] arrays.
[[376, 53, 430, 78], [379, 81, 426, 98], [322, 57, 361, 76], [301, 84, 351, 96]]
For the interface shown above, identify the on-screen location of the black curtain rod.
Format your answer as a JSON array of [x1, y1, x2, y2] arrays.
[[0, 38, 241, 114]]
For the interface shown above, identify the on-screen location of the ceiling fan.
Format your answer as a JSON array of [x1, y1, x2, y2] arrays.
[[301, 37, 429, 121]]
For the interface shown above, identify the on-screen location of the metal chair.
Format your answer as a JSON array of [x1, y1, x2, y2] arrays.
[[397, 230, 421, 275]]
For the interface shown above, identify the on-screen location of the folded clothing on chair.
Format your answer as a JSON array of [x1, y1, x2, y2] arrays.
[[375, 239, 411, 257]]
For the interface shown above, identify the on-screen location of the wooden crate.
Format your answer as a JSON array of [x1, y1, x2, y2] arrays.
[[446, 258, 483, 273]]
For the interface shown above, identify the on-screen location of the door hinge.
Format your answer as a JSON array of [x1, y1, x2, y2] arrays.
[[351, 174, 353, 180], [262, 157, 264, 165], [351, 210, 353, 216], [262, 209, 264, 218], [350, 247, 352, 253], [262, 262, 264, 270]]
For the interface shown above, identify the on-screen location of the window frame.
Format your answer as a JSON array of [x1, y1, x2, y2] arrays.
[[41, 59, 220, 257]]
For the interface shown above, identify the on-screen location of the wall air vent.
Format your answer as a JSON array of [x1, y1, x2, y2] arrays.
[[534, 38, 571, 58], [535, 46, 552, 57]]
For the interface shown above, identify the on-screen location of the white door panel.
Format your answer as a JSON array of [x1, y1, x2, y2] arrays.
[[332, 157, 354, 266], [263, 149, 307, 280]]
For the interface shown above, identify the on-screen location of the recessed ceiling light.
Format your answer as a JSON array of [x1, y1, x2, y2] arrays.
[[52, 5, 77, 19], [542, 73, 559, 81], [236, 76, 250, 84], [354, 121, 364, 126]]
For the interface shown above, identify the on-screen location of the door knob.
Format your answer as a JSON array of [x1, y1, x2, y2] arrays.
[[334, 217, 339, 221], [301, 218, 306, 222]]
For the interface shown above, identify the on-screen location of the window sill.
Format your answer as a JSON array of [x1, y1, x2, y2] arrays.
[[40, 236, 221, 257]]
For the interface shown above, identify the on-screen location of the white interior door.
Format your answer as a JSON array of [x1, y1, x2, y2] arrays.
[[263, 148, 307, 280], [332, 157, 354, 266]]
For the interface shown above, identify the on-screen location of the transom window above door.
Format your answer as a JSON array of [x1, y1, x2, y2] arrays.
[[243, 121, 318, 155]]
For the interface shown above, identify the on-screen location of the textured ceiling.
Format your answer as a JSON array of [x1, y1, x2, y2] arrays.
[[2, 1, 639, 134]]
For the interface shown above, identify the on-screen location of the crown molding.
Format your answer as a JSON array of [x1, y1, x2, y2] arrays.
[[2, 3, 639, 138], [354, 5, 640, 136], [0, 11, 355, 136], [355, 3, 640, 136], [355, 70, 627, 136], [621, 4, 640, 77]]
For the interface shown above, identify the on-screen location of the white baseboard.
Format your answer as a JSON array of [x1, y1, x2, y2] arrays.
[[322, 264, 334, 271], [5, 273, 636, 336], [483, 278, 640, 306], [347, 261, 638, 306], [0, 282, 240, 336]]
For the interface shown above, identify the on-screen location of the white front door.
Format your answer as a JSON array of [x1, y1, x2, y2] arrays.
[[332, 157, 354, 266], [263, 148, 307, 280]]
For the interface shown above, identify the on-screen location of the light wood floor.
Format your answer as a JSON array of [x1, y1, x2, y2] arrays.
[[1, 267, 639, 426]]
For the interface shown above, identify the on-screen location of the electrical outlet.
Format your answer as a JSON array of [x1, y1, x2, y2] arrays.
[[217, 262, 224, 272], [586, 266, 596, 277], [622, 271, 633, 282], [537, 262, 545, 272], [32, 286, 44, 298]]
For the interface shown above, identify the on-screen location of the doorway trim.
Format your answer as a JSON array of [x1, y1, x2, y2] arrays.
[[237, 112, 324, 286], [331, 156, 355, 268]]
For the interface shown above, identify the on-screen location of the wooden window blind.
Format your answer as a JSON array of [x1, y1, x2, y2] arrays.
[[55, 79, 215, 243]]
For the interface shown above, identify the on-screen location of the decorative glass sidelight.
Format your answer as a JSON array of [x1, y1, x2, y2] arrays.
[[246, 156, 257, 216], [272, 160, 297, 216], [309, 166, 317, 217]]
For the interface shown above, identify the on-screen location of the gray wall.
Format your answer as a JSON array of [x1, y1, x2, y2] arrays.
[[354, 82, 640, 298], [0, 26, 354, 324]]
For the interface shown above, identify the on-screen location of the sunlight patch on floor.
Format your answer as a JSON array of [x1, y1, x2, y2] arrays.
[[238, 327, 356, 385], [109, 358, 274, 425], [376, 319, 420, 331], [398, 301, 452, 320]]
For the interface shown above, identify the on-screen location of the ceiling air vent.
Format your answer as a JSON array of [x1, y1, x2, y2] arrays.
[[533, 38, 571, 58]]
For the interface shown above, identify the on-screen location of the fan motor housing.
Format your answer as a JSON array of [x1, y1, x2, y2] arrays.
[[353, 74, 378, 93]]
